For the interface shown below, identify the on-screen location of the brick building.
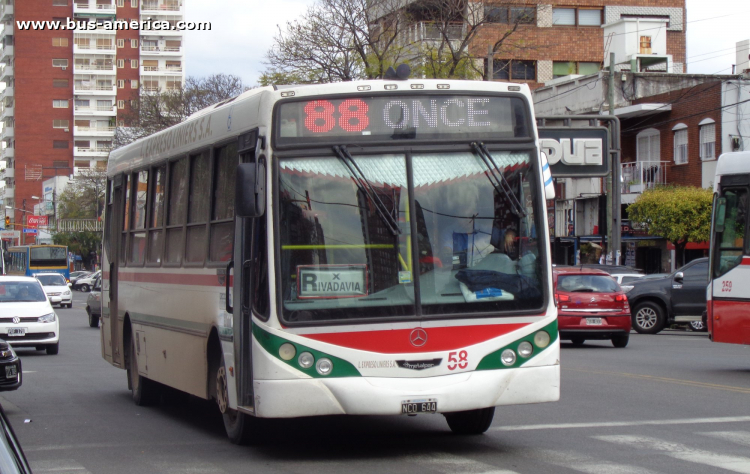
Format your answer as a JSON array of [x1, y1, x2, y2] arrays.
[[0, 0, 185, 243]]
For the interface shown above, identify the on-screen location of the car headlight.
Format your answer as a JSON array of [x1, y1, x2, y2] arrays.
[[38, 313, 56, 323], [64, 290, 71, 296]]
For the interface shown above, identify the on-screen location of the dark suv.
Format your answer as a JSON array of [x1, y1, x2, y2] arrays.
[[626, 258, 709, 334]]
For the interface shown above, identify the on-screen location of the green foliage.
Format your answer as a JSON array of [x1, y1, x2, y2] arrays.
[[414, 47, 483, 79], [628, 186, 713, 245], [52, 231, 101, 270]]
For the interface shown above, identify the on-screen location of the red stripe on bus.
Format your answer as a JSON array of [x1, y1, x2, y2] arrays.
[[114, 271, 232, 287], [741, 257, 750, 266], [298, 323, 531, 353]]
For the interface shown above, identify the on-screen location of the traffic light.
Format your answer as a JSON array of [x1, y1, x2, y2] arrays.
[[4, 216, 8, 228]]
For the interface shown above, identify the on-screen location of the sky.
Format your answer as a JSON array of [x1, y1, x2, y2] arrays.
[[183, 0, 750, 86]]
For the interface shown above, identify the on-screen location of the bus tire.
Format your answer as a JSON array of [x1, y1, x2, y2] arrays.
[[216, 353, 259, 445], [632, 301, 666, 334], [444, 407, 495, 435], [128, 336, 160, 406]]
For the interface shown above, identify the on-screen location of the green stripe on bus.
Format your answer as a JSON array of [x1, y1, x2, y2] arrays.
[[252, 324, 361, 378], [476, 319, 559, 371]]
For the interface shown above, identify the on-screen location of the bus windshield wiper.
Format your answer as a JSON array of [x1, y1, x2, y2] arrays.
[[471, 142, 526, 217], [332, 145, 401, 235]]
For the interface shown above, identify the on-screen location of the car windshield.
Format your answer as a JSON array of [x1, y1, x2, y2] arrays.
[[36, 274, 67, 286], [557, 274, 620, 293], [278, 150, 545, 323], [0, 281, 48, 302]]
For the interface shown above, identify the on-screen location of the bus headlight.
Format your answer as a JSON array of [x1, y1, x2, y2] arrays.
[[534, 331, 551, 349], [315, 358, 333, 375], [278, 343, 296, 361], [38, 313, 56, 323], [518, 341, 533, 358], [500, 349, 516, 366], [298, 352, 314, 369]]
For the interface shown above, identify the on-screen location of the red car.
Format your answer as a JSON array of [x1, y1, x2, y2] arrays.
[[553, 268, 632, 348]]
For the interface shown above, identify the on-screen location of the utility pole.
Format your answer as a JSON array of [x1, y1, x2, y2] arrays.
[[607, 52, 621, 265], [486, 44, 493, 81]]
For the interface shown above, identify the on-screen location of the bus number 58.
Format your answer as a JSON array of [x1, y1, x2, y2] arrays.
[[447, 350, 468, 370]]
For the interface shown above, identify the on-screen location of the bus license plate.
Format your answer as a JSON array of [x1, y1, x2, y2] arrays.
[[401, 399, 437, 414], [586, 318, 603, 325], [6, 328, 25, 337], [5, 366, 16, 378]]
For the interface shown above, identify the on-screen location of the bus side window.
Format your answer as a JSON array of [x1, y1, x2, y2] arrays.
[[252, 216, 269, 319], [714, 188, 747, 278]]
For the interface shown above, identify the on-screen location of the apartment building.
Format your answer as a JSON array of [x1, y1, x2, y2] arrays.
[[0, 0, 185, 240]]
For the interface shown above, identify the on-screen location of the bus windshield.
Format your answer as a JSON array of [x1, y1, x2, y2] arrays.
[[278, 150, 544, 323], [30, 247, 67, 267]]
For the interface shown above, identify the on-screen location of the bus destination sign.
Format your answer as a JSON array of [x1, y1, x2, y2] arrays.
[[276, 95, 529, 146], [297, 264, 369, 299]]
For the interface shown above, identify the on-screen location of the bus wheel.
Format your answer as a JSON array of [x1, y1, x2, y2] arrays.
[[444, 407, 495, 435], [216, 353, 257, 445], [128, 336, 160, 406]]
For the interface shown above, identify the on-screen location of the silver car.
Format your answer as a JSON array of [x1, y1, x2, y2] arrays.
[[85, 276, 102, 328]]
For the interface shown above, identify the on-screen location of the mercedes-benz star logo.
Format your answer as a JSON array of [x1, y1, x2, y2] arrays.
[[12, 317, 20, 324], [409, 328, 428, 347]]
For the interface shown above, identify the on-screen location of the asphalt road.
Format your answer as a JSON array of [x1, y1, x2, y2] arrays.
[[2, 290, 750, 474]]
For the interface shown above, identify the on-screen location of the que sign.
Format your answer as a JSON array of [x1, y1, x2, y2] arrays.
[[538, 128, 610, 177], [25, 215, 48, 228]]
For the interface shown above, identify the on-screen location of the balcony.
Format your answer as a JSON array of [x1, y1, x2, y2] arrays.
[[1, 166, 12, 179], [0, 105, 12, 120], [140, 1, 183, 14], [140, 66, 183, 75], [74, 105, 116, 117], [621, 161, 669, 202], [1, 4, 13, 21], [140, 45, 183, 56], [73, 83, 116, 96], [1, 126, 13, 140], [1, 185, 12, 200], [1, 146, 13, 160], [398, 21, 466, 46], [74, 1, 116, 15], [73, 42, 116, 55], [0, 44, 12, 60], [0, 65, 12, 80], [73, 63, 116, 75], [74, 146, 110, 158], [74, 125, 115, 137], [0, 86, 13, 100]]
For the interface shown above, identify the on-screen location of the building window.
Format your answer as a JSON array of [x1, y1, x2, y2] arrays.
[[637, 128, 660, 162], [52, 0, 68, 5], [131, 79, 138, 88], [131, 0, 137, 7], [131, 39, 138, 48], [490, 59, 536, 81], [117, 59, 124, 68], [553, 61, 600, 78], [552, 8, 602, 26], [117, 100, 125, 109], [700, 119, 716, 161], [53, 120, 70, 129], [53, 79, 69, 88], [75, 160, 91, 168], [117, 0, 124, 6], [673, 124, 688, 165], [53, 140, 69, 149], [486, 6, 535, 24], [52, 37, 68, 47], [117, 79, 125, 88], [131, 59, 139, 68], [117, 39, 125, 48], [640, 36, 652, 54], [52, 59, 69, 68], [52, 99, 69, 108]]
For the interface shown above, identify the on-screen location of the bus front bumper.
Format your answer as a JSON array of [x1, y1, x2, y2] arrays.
[[251, 364, 560, 418]]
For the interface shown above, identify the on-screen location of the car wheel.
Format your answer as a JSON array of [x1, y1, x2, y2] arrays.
[[611, 334, 630, 348], [80, 284, 90, 292], [66, 303, 73, 309], [632, 301, 666, 334], [46, 342, 59, 355], [128, 335, 160, 406], [444, 407, 495, 435], [689, 321, 707, 332], [570, 337, 585, 346], [89, 312, 100, 328]]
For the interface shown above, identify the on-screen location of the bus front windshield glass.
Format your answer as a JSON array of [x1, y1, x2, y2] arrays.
[[278, 151, 544, 323]]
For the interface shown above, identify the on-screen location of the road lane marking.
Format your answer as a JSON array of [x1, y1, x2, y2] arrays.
[[491, 416, 750, 432], [531, 448, 662, 474], [699, 431, 750, 447], [403, 452, 519, 474], [30, 459, 90, 473], [566, 368, 750, 394], [594, 435, 750, 474]]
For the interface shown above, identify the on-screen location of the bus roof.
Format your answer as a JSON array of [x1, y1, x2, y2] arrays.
[[107, 79, 534, 176], [715, 151, 750, 178]]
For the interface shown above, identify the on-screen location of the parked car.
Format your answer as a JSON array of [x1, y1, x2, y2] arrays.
[[0, 339, 21, 392], [69, 271, 92, 286], [626, 257, 709, 334], [86, 276, 102, 328], [35, 272, 73, 308], [553, 268, 632, 348], [563, 264, 644, 275], [610, 273, 646, 293], [74, 271, 100, 292], [0, 276, 60, 355]]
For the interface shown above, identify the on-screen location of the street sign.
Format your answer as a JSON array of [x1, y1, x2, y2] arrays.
[[23, 228, 37, 234], [538, 128, 610, 177], [0, 230, 20, 239]]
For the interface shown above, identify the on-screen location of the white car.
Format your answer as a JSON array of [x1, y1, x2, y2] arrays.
[[75, 271, 100, 292], [610, 273, 646, 293], [35, 273, 73, 308], [0, 276, 60, 355]]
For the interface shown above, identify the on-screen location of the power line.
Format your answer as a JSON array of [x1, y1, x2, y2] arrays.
[[623, 95, 750, 135]]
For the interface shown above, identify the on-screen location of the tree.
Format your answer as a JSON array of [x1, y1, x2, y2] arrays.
[[261, 0, 540, 84], [114, 73, 248, 148], [627, 186, 713, 267], [52, 168, 107, 270]]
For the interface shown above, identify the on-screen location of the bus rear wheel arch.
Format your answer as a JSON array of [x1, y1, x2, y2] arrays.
[[125, 321, 160, 406]]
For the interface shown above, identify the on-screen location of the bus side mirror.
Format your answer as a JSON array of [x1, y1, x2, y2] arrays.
[[236, 160, 266, 218]]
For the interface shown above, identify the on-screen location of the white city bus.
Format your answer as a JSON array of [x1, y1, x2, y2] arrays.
[[708, 151, 750, 346], [102, 79, 560, 444]]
